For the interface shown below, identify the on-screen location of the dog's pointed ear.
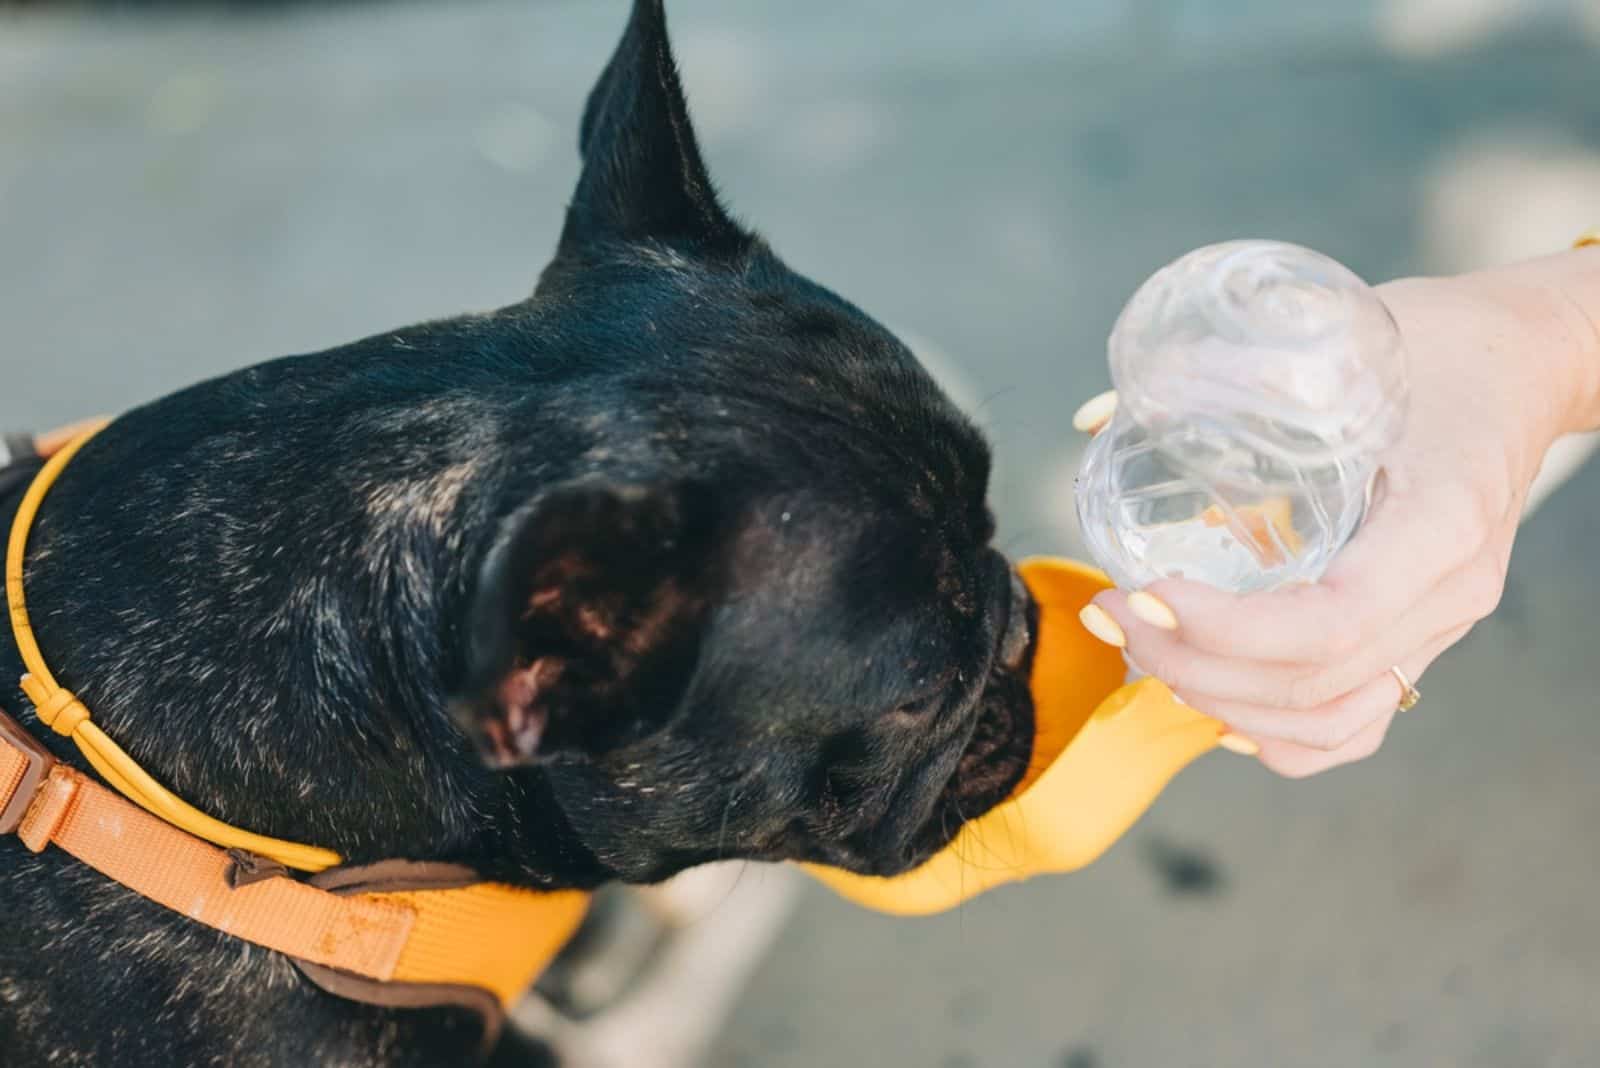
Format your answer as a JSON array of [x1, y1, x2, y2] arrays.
[[554, 0, 744, 257], [453, 480, 723, 767]]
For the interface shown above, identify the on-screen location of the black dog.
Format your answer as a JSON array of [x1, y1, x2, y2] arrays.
[[0, 2, 1038, 1064]]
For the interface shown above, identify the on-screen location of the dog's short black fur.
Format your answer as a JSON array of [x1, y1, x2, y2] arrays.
[[0, 3, 1039, 1064]]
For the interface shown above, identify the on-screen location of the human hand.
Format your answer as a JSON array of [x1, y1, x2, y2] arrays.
[[1074, 255, 1600, 777]]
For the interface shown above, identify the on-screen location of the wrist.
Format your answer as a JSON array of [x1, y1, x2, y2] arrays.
[[1467, 250, 1600, 437], [1374, 272, 1584, 496]]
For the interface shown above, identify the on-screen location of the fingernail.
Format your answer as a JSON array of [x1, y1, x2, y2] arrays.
[[1127, 591, 1178, 631], [1078, 603, 1126, 648], [1071, 390, 1118, 435], [1218, 732, 1260, 756]]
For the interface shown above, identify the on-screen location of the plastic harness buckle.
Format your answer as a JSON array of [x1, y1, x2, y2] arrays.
[[0, 707, 57, 835]]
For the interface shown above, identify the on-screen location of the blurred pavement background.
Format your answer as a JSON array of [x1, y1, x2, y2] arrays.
[[4, 1, 1600, 1064]]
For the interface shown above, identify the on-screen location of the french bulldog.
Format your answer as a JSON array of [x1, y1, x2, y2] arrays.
[[0, 2, 1038, 1064]]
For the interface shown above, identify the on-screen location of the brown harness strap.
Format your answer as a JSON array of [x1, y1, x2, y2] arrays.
[[0, 708, 589, 1043]]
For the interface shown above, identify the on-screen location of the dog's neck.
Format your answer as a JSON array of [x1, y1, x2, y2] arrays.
[[1, 388, 611, 890]]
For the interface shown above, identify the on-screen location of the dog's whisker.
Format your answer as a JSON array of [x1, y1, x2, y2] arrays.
[[971, 384, 1023, 428]]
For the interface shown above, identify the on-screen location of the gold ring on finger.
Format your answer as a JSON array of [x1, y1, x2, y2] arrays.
[[1389, 665, 1421, 713]]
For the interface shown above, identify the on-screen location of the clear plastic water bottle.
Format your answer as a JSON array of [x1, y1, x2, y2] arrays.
[[1075, 240, 1409, 593]]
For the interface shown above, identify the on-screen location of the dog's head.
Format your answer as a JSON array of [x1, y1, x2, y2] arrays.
[[454, 0, 1037, 882]]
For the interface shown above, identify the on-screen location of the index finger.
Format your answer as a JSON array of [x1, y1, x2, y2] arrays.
[[1142, 476, 1481, 664]]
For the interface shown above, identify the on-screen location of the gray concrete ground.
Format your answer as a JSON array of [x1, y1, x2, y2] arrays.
[[4, 1, 1600, 1064]]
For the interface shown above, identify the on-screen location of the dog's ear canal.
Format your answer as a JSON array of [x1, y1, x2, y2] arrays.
[[552, 0, 745, 257], [453, 481, 722, 768]]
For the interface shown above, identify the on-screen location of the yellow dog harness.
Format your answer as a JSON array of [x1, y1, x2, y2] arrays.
[[1, 420, 1232, 1037], [1, 423, 588, 1042]]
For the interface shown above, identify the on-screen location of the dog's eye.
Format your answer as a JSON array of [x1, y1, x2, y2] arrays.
[[886, 664, 958, 725], [888, 681, 952, 724]]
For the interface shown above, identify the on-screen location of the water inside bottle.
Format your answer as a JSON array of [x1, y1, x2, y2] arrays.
[[1078, 414, 1371, 592], [1113, 492, 1305, 591]]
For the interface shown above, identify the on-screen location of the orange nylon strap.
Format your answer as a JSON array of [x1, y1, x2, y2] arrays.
[[344, 879, 588, 1007], [2, 424, 591, 1018], [0, 740, 414, 976], [0, 717, 588, 1010]]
